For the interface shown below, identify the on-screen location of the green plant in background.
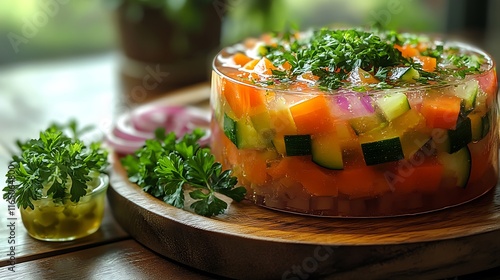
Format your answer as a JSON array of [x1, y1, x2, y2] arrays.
[[103, 0, 216, 31], [0, 0, 115, 64], [221, 0, 286, 45], [365, 0, 444, 32]]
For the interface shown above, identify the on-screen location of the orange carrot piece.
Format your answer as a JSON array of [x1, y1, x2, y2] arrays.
[[289, 95, 335, 135], [241, 150, 269, 185], [395, 44, 420, 58], [222, 78, 250, 119], [252, 57, 277, 76], [268, 157, 337, 196], [242, 59, 260, 71], [247, 87, 266, 112], [391, 161, 444, 194], [222, 77, 267, 118], [267, 158, 288, 179], [416, 56, 437, 72], [282, 61, 292, 71], [301, 72, 319, 82], [335, 166, 387, 198], [233, 52, 253, 66], [420, 96, 461, 129]]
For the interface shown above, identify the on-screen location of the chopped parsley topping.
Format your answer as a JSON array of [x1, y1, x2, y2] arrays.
[[233, 28, 488, 91]]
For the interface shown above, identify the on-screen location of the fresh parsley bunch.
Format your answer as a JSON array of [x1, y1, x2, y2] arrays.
[[121, 128, 246, 217], [3, 121, 109, 210]]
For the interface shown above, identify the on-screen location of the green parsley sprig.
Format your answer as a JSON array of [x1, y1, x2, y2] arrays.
[[3, 122, 109, 210], [120, 128, 246, 217]]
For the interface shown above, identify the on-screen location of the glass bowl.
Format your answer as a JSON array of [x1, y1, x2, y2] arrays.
[[20, 174, 109, 241], [209, 33, 499, 217]]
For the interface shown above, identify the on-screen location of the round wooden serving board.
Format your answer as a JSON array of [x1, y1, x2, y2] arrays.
[[108, 155, 500, 280]]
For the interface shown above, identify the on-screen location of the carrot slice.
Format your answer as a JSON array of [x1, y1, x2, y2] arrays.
[[282, 61, 292, 71], [240, 150, 270, 185], [222, 78, 267, 118], [247, 88, 266, 112], [233, 53, 252, 66], [420, 95, 461, 129], [242, 59, 260, 71], [267, 158, 287, 179], [390, 160, 444, 194], [335, 166, 388, 198], [268, 157, 337, 196], [252, 57, 277, 76], [415, 56, 436, 72], [395, 44, 420, 58], [222, 79, 249, 119], [289, 95, 335, 135]]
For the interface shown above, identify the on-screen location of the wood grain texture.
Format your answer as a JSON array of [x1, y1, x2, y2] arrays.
[[108, 155, 500, 280], [0, 240, 219, 280], [0, 201, 129, 267]]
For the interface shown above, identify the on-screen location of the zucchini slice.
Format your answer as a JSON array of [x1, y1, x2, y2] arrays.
[[447, 117, 472, 154], [453, 79, 479, 112], [224, 113, 270, 149], [470, 111, 491, 141], [284, 135, 312, 156], [481, 111, 491, 139], [224, 113, 237, 145], [361, 136, 404, 166], [389, 67, 420, 82], [400, 67, 420, 82], [311, 133, 343, 170], [437, 146, 471, 188], [349, 115, 386, 135], [250, 111, 272, 134], [434, 117, 472, 154], [375, 91, 411, 121]]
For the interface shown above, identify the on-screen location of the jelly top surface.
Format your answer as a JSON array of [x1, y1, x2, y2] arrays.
[[214, 28, 494, 94]]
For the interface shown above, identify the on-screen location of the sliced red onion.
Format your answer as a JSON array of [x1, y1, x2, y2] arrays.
[[131, 105, 187, 132], [360, 95, 375, 113], [105, 132, 145, 155], [113, 114, 154, 141], [105, 104, 211, 155], [332, 92, 376, 118]]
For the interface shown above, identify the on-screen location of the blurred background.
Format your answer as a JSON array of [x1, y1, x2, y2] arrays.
[[0, 0, 498, 64], [0, 0, 498, 152]]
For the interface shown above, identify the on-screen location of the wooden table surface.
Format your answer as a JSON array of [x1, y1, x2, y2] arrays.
[[0, 54, 500, 279]]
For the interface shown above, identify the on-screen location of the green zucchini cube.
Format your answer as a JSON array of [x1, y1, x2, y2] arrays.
[[284, 135, 312, 156], [361, 137, 404, 165]]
